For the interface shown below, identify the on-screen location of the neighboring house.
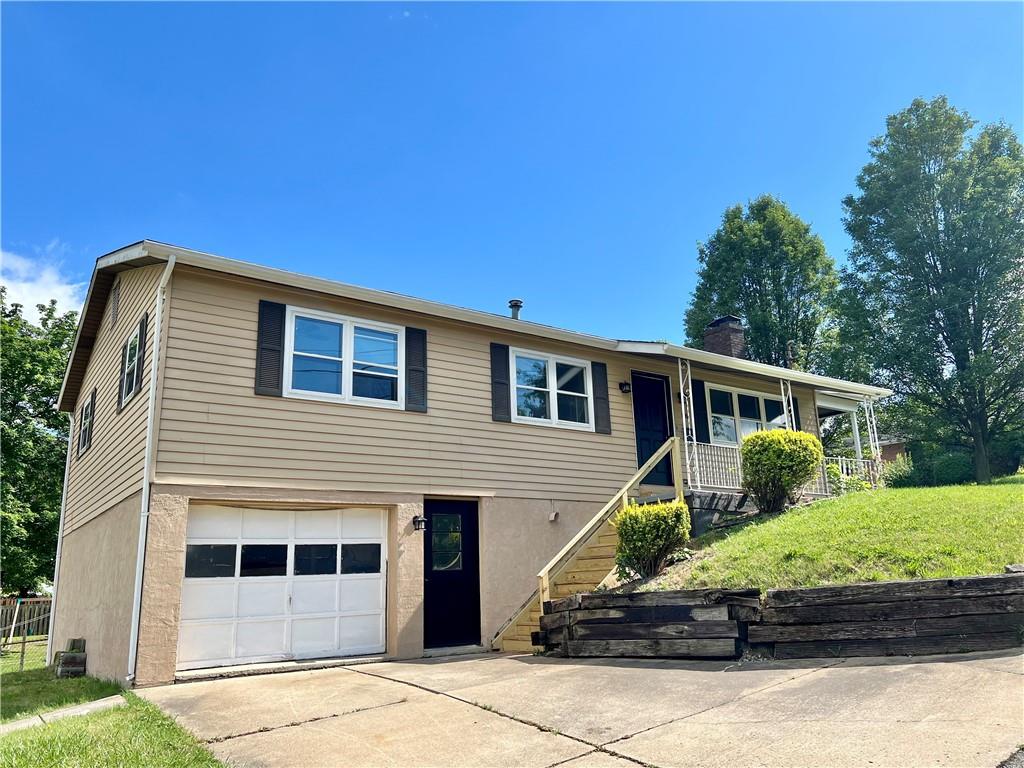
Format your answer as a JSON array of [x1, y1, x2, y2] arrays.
[[49, 241, 890, 686]]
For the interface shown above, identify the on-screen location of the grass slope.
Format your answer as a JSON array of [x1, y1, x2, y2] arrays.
[[641, 476, 1024, 593], [1, 667, 122, 724], [0, 694, 220, 768]]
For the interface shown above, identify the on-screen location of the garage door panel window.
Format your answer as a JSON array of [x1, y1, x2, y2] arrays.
[[341, 543, 381, 574], [185, 544, 237, 578], [294, 544, 338, 576], [240, 544, 288, 577]]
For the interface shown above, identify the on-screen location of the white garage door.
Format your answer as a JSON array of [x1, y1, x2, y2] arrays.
[[177, 505, 387, 670]]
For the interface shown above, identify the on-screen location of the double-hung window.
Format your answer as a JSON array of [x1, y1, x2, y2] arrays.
[[78, 390, 95, 456], [708, 386, 788, 446], [120, 324, 142, 404], [284, 307, 404, 408], [511, 348, 594, 430]]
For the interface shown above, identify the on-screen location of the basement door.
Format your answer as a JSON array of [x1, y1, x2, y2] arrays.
[[423, 499, 480, 648], [176, 505, 387, 671]]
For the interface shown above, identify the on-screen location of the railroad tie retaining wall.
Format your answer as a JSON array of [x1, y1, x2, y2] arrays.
[[535, 573, 1024, 660]]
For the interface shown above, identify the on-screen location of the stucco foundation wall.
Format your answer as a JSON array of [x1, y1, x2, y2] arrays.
[[51, 491, 141, 685], [479, 497, 601, 644]]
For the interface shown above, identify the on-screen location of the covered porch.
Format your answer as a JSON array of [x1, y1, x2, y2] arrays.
[[616, 341, 890, 497]]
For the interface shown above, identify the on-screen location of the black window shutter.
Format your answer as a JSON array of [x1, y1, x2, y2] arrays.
[[791, 397, 802, 431], [255, 300, 286, 396], [76, 404, 84, 459], [135, 313, 148, 394], [490, 343, 511, 422], [592, 362, 611, 434], [117, 341, 128, 412], [405, 327, 428, 412], [691, 379, 710, 443]]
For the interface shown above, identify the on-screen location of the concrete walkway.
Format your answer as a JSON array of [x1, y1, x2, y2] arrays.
[[139, 649, 1024, 768]]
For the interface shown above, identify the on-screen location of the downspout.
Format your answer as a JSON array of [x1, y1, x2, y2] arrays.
[[126, 255, 176, 682], [45, 413, 75, 665]]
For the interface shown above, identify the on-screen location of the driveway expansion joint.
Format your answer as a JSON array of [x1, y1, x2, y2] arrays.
[[202, 698, 408, 743], [350, 666, 661, 768]]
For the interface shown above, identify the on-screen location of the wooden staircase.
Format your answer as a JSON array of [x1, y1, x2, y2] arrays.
[[493, 437, 683, 653]]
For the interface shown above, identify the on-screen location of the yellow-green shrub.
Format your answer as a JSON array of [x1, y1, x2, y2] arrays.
[[613, 499, 690, 580], [741, 430, 824, 514]]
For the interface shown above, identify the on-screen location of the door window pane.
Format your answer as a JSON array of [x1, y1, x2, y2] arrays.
[[292, 356, 343, 394], [185, 544, 237, 578], [294, 317, 342, 357], [738, 394, 761, 420], [294, 544, 337, 576], [341, 543, 381, 574], [432, 551, 463, 571], [431, 514, 461, 532], [709, 389, 734, 416], [240, 544, 287, 577]]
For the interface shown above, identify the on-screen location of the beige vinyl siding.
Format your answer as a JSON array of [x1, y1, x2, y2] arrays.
[[156, 267, 665, 503], [64, 265, 163, 533]]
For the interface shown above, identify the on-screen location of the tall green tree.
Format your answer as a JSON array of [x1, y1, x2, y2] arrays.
[[685, 195, 839, 370], [843, 97, 1024, 483], [1, 289, 78, 594]]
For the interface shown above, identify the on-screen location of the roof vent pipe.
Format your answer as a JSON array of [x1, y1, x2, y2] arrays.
[[508, 299, 523, 320]]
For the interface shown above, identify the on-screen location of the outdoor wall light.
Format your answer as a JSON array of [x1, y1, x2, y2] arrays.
[[619, 382, 632, 394], [412, 515, 427, 531]]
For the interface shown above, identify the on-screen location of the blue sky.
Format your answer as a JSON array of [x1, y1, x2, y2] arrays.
[[3, 2, 1021, 337]]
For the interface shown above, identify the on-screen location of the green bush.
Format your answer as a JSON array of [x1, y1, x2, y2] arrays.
[[825, 463, 872, 495], [741, 430, 824, 514], [882, 454, 915, 487], [931, 453, 974, 486], [613, 499, 691, 580]]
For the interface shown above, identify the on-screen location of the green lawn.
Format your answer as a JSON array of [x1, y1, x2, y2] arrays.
[[1, 667, 122, 723], [0, 694, 220, 768], [640, 475, 1024, 593]]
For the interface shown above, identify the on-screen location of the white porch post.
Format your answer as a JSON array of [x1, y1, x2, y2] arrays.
[[779, 378, 796, 430], [681, 359, 702, 490], [850, 409, 863, 460]]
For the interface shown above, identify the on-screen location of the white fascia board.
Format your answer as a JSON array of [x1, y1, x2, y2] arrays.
[[137, 241, 621, 353], [616, 341, 892, 399]]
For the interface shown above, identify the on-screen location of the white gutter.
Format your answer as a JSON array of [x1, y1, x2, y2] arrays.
[[126, 254, 175, 682], [45, 413, 75, 665]]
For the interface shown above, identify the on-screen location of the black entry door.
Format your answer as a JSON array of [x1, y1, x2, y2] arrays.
[[423, 499, 481, 648], [631, 372, 674, 486]]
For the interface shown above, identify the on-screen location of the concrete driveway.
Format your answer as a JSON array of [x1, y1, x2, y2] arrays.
[[139, 649, 1024, 768]]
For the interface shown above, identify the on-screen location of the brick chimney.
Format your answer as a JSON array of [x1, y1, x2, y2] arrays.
[[704, 315, 747, 358]]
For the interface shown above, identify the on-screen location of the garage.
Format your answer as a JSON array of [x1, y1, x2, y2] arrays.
[[176, 505, 387, 670]]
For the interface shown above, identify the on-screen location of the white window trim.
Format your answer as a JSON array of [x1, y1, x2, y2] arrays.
[[705, 383, 788, 446], [121, 323, 142, 405], [509, 347, 595, 432], [283, 305, 405, 410]]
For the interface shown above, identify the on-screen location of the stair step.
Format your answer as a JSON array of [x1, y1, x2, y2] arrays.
[[577, 545, 616, 559], [559, 568, 614, 584], [501, 639, 541, 653]]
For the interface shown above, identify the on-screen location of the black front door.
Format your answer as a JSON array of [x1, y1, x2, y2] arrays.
[[423, 499, 481, 648], [631, 371, 674, 486]]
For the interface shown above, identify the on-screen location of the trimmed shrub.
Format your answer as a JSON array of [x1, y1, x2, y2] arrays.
[[741, 430, 824, 514], [882, 454, 915, 488], [931, 453, 974, 486], [613, 499, 691, 580]]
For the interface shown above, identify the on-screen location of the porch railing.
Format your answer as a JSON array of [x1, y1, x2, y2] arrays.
[[689, 442, 878, 496]]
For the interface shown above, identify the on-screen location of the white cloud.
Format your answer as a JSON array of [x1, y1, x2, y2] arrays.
[[1, 240, 86, 323]]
